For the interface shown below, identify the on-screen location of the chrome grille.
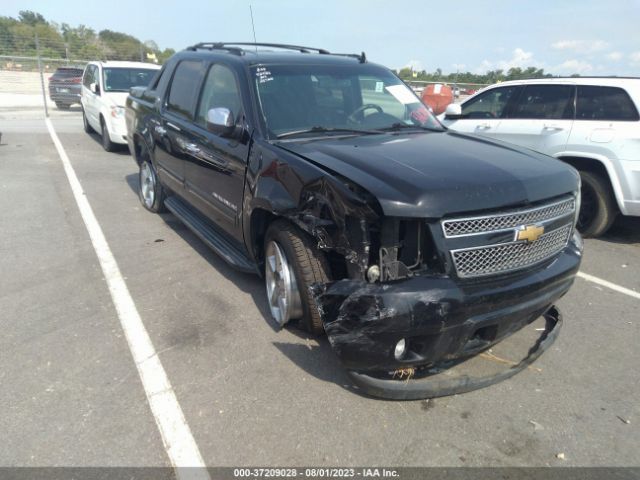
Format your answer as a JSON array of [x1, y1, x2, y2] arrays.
[[452, 224, 572, 278], [442, 197, 575, 237]]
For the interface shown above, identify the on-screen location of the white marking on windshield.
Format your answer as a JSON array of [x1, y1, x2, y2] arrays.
[[385, 84, 420, 105]]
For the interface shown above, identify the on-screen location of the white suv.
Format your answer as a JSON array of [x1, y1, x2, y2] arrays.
[[81, 61, 161, 152], [440, 78, 640, 237]]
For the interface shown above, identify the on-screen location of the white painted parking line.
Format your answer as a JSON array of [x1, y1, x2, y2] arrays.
[[45, 118, 210, 479], [578, 271, 640, 300]]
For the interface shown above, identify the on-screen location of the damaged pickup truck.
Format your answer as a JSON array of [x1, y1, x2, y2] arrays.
[[126, 42, 583, 399]]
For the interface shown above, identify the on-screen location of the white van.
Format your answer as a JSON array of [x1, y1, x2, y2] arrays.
[[81, 61, 161, 152], [440, 77, 640, 237]]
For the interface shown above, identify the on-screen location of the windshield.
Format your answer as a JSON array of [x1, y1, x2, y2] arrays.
[[102, 67, 158, 92], [251, 63, 443, 139]]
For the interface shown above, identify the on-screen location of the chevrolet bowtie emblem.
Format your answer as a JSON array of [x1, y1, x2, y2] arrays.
[[516, 224, 545, 243]]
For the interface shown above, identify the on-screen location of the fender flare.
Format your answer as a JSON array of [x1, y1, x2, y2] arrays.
[[554, 152, 627, 215]]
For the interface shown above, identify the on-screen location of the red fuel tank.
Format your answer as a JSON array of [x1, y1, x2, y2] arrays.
[[421, 84, 454, 115]]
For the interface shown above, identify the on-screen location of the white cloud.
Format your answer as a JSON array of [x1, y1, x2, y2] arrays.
[[551, 39, 609, 53], [404, 59, 424, 71], [607, 51, 623, 61], [630, 52, 640, 65], [556, 59, 594, 74], [552, 40, 582, 50], [474, 48, 540, 73]]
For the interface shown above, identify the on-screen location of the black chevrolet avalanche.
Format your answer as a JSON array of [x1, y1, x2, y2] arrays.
[[126, 43, 583, 399]]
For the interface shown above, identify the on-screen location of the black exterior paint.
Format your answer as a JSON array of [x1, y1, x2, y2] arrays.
[[312, 240, 580, 372], [126, 47, 582, 398]]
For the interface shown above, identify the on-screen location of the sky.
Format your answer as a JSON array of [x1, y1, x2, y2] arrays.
[[2, 0, 639, 76]]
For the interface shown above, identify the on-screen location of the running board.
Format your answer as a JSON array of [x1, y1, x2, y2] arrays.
[[164, 196, 258, 274]]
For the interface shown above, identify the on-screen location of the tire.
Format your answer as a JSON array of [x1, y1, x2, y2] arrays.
[[100, 117, 116, 152], [138, 158, 166, 213], [264, 220, 331, 335], [577, 170, 617, 238], [82, 108, 94, 133], [55, 102, 70, 110]]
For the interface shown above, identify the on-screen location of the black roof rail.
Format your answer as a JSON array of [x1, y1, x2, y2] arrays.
[[186, 43, 245, 55], [185, 42, 367, 63]]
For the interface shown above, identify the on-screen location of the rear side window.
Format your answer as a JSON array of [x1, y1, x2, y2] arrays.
[[167, 60, 205, 119], [576, 86, 639, 121], [54, 68, 83, 78], [511, 85, 574, 120], [461, 86, 520, 119]]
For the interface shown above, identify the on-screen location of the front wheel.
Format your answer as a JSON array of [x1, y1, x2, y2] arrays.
[[264, 220, 331, 335], [100, 117, 116, 152], [577, 170, 617, 238], [139, 160, 166, 213], [82, 108, 94, 133]]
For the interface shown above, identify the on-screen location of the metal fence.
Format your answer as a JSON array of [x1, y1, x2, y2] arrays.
[[0, 30, 161, 115]]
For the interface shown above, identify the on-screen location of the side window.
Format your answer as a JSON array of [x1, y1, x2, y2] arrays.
[[195, 64, 242, 127], [83, 65, 94, 87], [167, 60, 205, 119], [461, 86, 519, 119], [511, 85, 574, 120], [576, 86, 640, 121]]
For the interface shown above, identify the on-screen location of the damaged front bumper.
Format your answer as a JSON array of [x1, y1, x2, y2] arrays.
[[313, 240, 581, 399]]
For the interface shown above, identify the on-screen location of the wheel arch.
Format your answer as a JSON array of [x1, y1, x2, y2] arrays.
[[556, 154, 625, 214], [247, 207, 278, 271]]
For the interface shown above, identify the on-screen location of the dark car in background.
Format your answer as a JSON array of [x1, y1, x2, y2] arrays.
[[48, 66, 84, 109]]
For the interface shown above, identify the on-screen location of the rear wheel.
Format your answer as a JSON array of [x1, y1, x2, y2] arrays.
[[55, 102, 70, 110], [100, 117, 116, 152], [577, 170, 617, 238], [264, 220, 331, 335]]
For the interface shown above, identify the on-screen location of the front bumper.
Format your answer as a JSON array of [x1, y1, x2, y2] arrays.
[[313, 236, 581, 398], [349, 306, 562, 400], [108, 116, 128, 145]]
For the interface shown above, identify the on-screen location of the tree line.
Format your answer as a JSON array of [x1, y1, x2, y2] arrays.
[[0, 10, 175, 63], [396, 66, 580, 85]]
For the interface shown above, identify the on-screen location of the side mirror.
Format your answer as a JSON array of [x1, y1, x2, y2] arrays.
[[89, 82, 99, 94], [206, 107, 235, 137], [444, 103, 462, 119]]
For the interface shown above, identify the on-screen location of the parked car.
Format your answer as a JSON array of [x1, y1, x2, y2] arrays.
[[126, 43, 582, 399], [81, 61, 161, 151], [440, 77, 640, 237], [48, 66, 84, 109]]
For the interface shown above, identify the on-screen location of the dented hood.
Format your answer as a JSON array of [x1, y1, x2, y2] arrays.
[[277, 131, 578, 218]]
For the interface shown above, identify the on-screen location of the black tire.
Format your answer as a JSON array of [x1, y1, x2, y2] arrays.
[[577, 170, 617, 238], [100, 117, 116, 152], [265, 220, 331, 335], [82, 108, 94, 133], [138, 158, 166, 213], [55, 102, 70, 110]]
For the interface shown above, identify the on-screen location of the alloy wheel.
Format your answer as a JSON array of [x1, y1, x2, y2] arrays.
[[265, 240, 303, 326], [140, 163, 156, 208]]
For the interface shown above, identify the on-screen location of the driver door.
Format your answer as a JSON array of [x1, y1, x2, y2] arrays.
[[442, 85, 521, 138]]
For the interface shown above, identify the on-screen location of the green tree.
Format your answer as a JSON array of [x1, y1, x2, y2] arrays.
[[18, 10, 47, 26]]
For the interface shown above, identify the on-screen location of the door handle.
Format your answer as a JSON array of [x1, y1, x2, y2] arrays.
[[166, 121, 181, 132], [543, 124, 563, 131], [477, 123, 492, 129], [184, 143, 200, 155]]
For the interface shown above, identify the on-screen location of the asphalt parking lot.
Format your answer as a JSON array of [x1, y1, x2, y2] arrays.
[[1, 106, 639, 468]]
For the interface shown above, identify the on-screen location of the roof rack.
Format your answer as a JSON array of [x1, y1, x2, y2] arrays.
[[185, 42, 367, 63]]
